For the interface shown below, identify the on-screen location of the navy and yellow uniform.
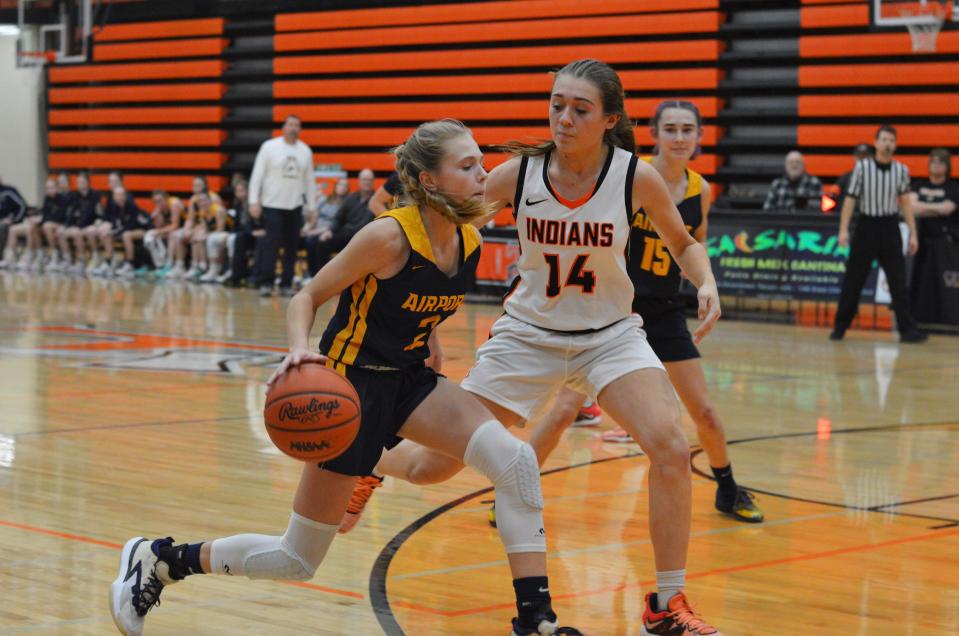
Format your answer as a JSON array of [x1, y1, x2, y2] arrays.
[[628, 157, 705, 362], [316, 205, 482, 476]]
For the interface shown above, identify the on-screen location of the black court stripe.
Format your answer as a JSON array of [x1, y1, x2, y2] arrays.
[[369, 419, 958, 634]]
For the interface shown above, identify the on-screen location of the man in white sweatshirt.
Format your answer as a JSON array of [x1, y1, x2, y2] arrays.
[[249, 115, 317, 296]]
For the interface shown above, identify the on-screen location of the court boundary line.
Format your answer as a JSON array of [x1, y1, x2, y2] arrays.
[[370, 418, 959, 634]]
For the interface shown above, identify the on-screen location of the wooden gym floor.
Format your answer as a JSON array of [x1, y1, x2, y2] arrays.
[[1, 272, 957, 635]]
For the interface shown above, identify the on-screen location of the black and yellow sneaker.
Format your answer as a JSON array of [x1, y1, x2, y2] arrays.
[[487, 501, 497, 528], [715, 487, 764, 523]]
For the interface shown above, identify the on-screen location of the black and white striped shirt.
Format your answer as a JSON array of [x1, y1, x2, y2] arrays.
[[847, 158, 910, 217]]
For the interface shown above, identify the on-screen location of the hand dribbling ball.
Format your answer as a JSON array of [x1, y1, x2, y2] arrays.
[[264, 362, 361, 462]]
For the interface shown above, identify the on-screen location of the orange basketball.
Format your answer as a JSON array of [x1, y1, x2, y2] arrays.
[[264, 363, 361, 462]]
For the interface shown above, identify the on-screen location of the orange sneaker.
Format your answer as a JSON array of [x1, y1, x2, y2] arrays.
[[338, 475, 384, 534], [571, 400, 603, 427], [642, 591, 722, 635]]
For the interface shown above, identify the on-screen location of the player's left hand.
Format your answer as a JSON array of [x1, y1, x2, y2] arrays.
[[693, 283, 721, 344], [908, 234, 919, 256]]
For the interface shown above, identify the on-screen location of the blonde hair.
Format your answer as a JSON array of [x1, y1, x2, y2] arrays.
[[392, 119, 494, 225]]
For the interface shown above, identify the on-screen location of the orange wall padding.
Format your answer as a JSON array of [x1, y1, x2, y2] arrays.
[[274, 40, 722, 75], [801, 31, 959, 57], [49, 60, 226, 84], [275, 69, 721, 99], [805, 155, 958, 179], [49, 83, 226, 104], [273, 98, 723, 123], [93, 37, 228, 62], [800, 4, 870, 27], [276, 0, 719, 32], [798, 125, 959, 148], [800, 61, 959, 86], [275, 12, 724, 52], [49, 152, 227, 170], [49, 107, 226, 126], [799, 94, 958, 116], [94, 18, 225, 42], [89, 174, 226, 193], [49, 130, 228, 148]]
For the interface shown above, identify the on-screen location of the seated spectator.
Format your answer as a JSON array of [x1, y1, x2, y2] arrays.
[[59, 171, 101, 274], [184, 191, 227, 281], [143, 189, 184, 276], [910, 148, 958, 321], [307, 168, 375, 275], [85, 171, 124, 275], [41, 172, 73, 270], [368, 170, 403, 215], [1, 178, 54, 270], [224, 180, 264, 287], [201, 195, 237, 283], [303, 177, 349, 276], [763, 151, 823, 212], [0, 176, 28, 264], [113, 186, 153, 279]]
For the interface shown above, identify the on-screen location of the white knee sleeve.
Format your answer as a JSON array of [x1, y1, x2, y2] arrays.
[[463, 420, 546, 554], [208, 512, 337, 581]]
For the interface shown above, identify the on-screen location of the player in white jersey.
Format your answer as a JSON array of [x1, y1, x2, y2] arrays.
[[344, 60, 724, 636]]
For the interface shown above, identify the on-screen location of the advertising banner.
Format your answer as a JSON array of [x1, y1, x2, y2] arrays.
[[706, 215, 880, 300]]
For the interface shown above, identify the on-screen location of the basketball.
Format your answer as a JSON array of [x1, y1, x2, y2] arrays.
[[264, 362, 361, 462]]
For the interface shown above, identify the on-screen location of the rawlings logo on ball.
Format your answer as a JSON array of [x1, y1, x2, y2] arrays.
[[278, 398, 341, 424]]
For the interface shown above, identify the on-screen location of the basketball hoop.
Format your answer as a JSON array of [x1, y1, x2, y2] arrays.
[[16, 50, 56, 68], [900, 4, 947, 51]]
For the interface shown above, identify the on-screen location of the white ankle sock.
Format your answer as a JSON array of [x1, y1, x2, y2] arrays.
[[656, 568, 686, 611]]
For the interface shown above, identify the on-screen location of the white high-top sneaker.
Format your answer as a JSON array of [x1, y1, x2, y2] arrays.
[[165, 262, 186, 279], [199, 263, 221, 283], [215, 268, 233, 284], [0, 249, 14, 268], [110, 537, 181, 636], [116, 262, 135, 279]]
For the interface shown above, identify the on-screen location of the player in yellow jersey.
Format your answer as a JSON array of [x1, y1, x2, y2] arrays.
[[109, 120, 582, 636]]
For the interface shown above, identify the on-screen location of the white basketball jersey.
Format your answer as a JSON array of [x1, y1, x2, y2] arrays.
[[504, 146, 639, 331]]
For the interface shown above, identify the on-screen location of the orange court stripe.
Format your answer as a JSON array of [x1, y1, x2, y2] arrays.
[[276, 0, 718, 32], [0, 519, 123, 550], [393, 526, 959, 617], [275, 12, 723, 52], [274, 40, 721, 75], [0, 518, 363, 600]]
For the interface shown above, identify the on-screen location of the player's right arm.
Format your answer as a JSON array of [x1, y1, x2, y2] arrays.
[[473, 156, 522, 228], [270, 219, 408, 383]]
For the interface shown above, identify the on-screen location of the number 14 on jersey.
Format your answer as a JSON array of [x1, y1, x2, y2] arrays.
[[543, 253, 596, 297]]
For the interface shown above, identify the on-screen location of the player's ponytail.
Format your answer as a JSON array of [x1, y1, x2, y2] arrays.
[[502, 59, 635, 157], [393, 119, 494, 225]]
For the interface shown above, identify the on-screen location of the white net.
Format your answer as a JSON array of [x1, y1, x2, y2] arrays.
[[901, 9, 946, 51]]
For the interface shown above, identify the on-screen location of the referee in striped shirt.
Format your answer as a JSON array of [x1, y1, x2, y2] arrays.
[[831, 125, 927, 342]]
